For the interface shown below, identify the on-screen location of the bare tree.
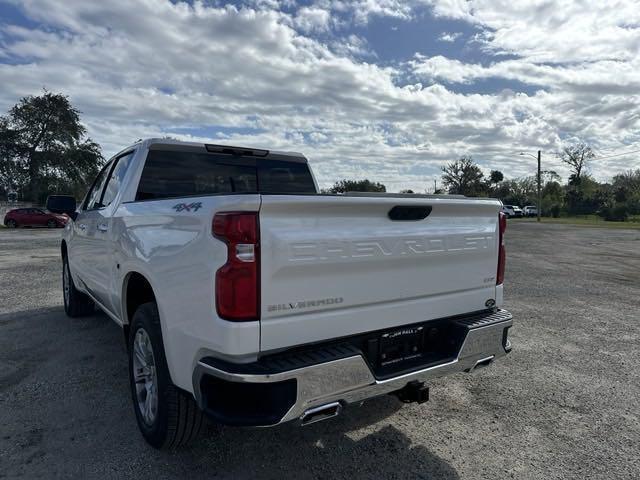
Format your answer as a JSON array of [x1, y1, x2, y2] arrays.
[[560, 143, 594, 182]]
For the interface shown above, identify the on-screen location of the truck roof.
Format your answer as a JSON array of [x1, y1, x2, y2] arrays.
[[118, 138, 308, 163]]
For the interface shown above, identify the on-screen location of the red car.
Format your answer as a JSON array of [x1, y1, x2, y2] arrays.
[[3, 208, 68, 228]]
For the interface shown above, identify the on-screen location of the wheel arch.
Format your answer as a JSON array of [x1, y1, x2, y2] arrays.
[[121, 271, 157, 328], [122, 271, 159, 347]]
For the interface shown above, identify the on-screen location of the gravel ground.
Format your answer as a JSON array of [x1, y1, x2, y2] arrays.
[[1, 223, 639, 479]]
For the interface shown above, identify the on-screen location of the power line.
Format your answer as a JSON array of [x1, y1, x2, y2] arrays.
[[591, 148, 640, 160]]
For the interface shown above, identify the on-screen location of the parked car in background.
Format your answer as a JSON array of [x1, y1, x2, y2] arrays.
[[3, 207, 68, 228], [523, 206, 538, 217], [501, 205, 523, 218]]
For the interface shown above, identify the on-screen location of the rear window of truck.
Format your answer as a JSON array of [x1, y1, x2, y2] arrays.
[[135, 149, 316, 201]]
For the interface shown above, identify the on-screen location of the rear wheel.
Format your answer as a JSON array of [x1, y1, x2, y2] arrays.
[[6, 219, 17, 228], [62, 256, 94, 317], [128, 302, 205, 449]]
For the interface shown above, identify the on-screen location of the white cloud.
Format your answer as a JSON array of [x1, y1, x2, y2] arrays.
[[311, 0, 413, 25], [294, 6, 331, 33], [425, 0, 640, 63], [438, 32, 461, 42], [0, 0, 638, 192]]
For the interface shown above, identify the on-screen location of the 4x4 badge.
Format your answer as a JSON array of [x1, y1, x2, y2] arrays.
[[172, 202, 202, 212]]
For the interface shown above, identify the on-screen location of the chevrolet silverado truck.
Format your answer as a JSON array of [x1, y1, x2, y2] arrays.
[[47, 138, 513, 449]]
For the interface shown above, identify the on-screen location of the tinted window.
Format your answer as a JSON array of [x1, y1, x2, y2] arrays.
[[102, 152, 134, 208], [84, 161, 112, 210], [257, 164, 315, 193], [136, 150, 315, 201]]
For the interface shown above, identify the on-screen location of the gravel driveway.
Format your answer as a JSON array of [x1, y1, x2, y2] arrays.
[[1, 223, 639, 479]]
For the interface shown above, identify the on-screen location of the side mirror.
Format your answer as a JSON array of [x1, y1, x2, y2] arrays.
[[46, 195, 78, 220]]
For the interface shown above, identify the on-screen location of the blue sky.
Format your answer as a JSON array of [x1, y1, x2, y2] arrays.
[[0, 0, 639, 191]]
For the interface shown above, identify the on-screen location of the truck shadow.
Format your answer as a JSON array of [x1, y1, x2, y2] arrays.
[[175, 408, 462, 480], [1, 306, 460, 480]]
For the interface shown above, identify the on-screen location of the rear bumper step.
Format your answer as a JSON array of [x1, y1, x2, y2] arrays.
[[193, 309, 513, 426]]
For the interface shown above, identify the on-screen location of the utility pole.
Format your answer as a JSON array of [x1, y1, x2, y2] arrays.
[[434, 179, 437, 193], [537, 150, 542, 222]]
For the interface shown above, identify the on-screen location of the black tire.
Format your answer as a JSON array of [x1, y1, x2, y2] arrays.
[[6, 219, 17, 228], [128, 302, 205, 449], [62, 255, 94, 317], [47, 219, 57, 228]]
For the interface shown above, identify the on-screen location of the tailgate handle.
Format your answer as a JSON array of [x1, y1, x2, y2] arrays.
[[388, 205, 432, 221]]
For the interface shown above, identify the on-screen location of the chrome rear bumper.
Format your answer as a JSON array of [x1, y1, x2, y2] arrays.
[[193, 309, 512, 426]]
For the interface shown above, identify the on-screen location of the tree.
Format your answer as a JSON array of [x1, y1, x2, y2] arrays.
[[612, 169, 640, 202], [541, 180, 564, 217], [489, 170, 504, 184], [325, 179, 386, 193], [565, 174, 601, 215], [560, 143, 594, 184], [494, 177, 537, 207], [441, 155, 485, 196], [0, 90, 103, 203]]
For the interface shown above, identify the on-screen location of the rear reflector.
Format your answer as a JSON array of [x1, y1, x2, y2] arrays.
[[497, 212, 507, 285], [213, 212, 260, 321]]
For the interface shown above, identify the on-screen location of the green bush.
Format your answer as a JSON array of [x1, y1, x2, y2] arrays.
[[598, 204, 629, 222]]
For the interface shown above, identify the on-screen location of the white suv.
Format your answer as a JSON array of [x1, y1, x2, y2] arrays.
[[501, 205, 523, 218]]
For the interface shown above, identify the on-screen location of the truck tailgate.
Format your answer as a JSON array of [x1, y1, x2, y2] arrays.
[[258, 195, 502, 352]]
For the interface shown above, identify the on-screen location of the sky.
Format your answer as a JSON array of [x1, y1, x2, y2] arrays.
[[0, 0, 639, 192]]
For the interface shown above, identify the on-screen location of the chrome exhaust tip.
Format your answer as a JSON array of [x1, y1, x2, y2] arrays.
[[300, 402, 342, 426], [471, 355, 495, 371]]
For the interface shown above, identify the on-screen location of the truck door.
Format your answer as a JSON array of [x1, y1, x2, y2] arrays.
[[71, 161, 113, 300], [85, 151, 134, 317]]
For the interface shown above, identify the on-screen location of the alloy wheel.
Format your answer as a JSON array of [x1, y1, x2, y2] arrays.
[[132, 328, 159, 426]]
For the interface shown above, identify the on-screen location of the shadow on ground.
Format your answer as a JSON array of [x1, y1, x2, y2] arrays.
[[1, 306, 459, 479]]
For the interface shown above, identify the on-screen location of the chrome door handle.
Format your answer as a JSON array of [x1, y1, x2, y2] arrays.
[[97, 223, 108, 232], [78, 223, 87, 231]]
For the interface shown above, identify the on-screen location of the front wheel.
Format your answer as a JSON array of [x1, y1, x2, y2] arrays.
[[47, 219, 57, 228], [6, 219, 17, 228], [128, 302, 205, 449]]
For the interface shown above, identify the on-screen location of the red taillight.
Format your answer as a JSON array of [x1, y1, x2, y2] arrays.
[[213, 212, 259, 321], [497, 212, 507, 285]]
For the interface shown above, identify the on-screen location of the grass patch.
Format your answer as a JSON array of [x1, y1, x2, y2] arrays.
[[515, 215, 640, 229]]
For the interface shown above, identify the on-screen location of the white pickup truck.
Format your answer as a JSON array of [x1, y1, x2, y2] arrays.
[[48, 138, 512, 449]]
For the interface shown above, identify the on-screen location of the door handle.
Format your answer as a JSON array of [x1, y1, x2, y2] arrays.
[[78, 223, 87, 231], [97, 223, 108, 232]]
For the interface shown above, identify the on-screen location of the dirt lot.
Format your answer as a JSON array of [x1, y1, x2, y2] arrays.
[[1, 223, 639, 479]]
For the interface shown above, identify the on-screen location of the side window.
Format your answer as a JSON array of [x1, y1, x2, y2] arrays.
[[84, 161, 112, 210], [101, 152, 134, 208]]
